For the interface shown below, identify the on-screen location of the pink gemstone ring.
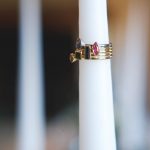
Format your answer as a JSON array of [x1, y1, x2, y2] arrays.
[[69, 38, 113, 63]]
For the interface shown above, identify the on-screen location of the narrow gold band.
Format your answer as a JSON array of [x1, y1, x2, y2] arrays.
[[69, 38, 113, 63]]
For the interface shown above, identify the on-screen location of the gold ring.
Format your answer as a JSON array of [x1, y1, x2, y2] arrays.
[[69, 38, 113, 63]]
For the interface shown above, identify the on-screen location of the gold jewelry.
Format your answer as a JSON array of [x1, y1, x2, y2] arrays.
[[69, 38, 112, 63]]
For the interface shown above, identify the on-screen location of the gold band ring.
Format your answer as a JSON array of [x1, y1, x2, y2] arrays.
[[69, 38, 113, 63]]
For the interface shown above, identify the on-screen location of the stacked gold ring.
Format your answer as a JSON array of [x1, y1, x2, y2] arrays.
[[69, 38, 112, 63]]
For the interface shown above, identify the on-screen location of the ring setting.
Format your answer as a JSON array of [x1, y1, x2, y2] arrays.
[[69, 38, 113, 63]]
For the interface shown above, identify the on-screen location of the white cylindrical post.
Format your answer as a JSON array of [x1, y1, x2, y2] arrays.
[[79, 0, 116, 150], [17, 0, 45, 150]]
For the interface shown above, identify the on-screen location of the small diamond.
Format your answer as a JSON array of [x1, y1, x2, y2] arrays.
[[76, 38, 81, 49], [92, 42, 99, 55]]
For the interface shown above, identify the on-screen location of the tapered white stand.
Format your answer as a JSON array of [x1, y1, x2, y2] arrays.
[[79, 0, 116, 150], [17, 0, 45, 150]]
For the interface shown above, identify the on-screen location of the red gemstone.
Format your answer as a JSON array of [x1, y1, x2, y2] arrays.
[[92, 42, 99, 55]]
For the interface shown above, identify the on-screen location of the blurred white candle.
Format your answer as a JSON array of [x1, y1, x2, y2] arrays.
[[17, 0, 45, 150], [79, 0, 116, 150], [118, 1, 149, 149]]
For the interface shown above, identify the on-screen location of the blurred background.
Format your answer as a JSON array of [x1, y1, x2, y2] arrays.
[[0, 0, 150, 150]]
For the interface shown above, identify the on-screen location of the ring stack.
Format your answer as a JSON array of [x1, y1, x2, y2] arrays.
[[69, 38, 113, 63]]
